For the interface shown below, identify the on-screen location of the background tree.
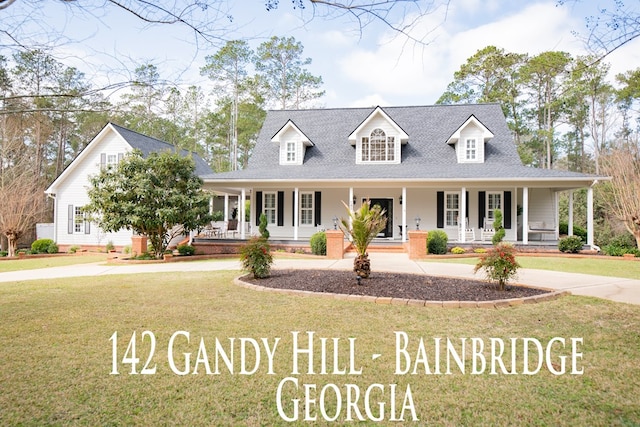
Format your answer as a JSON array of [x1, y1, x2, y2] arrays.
[[600, 142, 640, 248], [255, 36, 324, 109], [84, 150, 213, 259]]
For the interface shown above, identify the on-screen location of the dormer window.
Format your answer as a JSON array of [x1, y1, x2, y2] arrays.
[[447, 115, 494, 164], [465, 138, 477, 161], [271, 120, 313, 166], [362, 128, 395, 162]]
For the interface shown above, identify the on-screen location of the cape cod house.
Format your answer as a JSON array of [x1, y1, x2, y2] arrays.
[[44, 123, 212, 251], [203, 103, 604, 249]]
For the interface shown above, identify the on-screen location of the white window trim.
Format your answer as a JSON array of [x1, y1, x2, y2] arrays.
[[465, 138, 477, 161], [357, 128, 399, 164], [263, 192, 277, 225], [299, 192, 314, 226], [285, 141, 297, 163], [445, 192, 460, 227], [487, 192, 502, 221]]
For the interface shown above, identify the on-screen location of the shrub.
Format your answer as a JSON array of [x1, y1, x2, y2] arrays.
[[0, 250, 7, 257], [491, 209, 505, 245], [603, 233, 638, 256], [474, 243, 520, 291], [211, 210, 224, 221], [558, 236, 584, 253], [177, 244, 196, 256], [105, 241, 115, 252], [259, 213, 270, 239], [310, 231, 327, 255], [123, 245, 131, 254], [31, 239, 58, 254], [427, 230, 448, 255], [559, 222, 587, 242], [68, 245, 80, 254], [474, 248, 487, 254], [240, 237, 273, 279], [451, 246, 466, 254]]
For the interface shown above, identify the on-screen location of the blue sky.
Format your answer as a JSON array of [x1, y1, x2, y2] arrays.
[[6, 0, 640, 108]]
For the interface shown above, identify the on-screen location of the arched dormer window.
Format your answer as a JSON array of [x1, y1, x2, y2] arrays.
[[362, 128, 395, 162]]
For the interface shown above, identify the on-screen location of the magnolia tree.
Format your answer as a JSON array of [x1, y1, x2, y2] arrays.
[[339, 200, 387, 280], [85, 150, 213, 259]]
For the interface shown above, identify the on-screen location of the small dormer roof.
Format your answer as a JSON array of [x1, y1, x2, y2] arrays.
[[348, 106, 409, 145], [271, 119, 314, 147], [446, 114, 494, 145]]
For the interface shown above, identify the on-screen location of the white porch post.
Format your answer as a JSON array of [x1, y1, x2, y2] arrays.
[[240, 188, 246, 239], [224, 194, 229, 221], [587, 186, 594, 248], [554, 191, 559, 239], [460, 187, 467, 243], [293, 187, 299, 241], [209, 195, 214, 215], [523, 187, 529, 245], [402, 187, 407, 243], [349, 187, 354, 231], [568, 190, 574, 236]]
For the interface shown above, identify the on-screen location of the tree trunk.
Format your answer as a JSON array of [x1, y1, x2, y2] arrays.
[[6, 232, 18, 257], [353, 253, 371, 279]]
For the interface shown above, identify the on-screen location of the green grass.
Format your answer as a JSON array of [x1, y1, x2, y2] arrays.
[[0, 254, 107, 272], [1, 271, 639, 425], [429, 255, 640, 280]]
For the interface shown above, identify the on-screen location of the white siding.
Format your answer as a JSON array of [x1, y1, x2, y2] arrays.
[[457, 123, 485, 163], [354, 115, 402, 165], [53, 130, 134, 247]]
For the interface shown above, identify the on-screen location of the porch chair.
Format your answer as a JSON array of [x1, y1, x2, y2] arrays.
[[480, 218, 496, 241], [225, 219, 239, 238], [458, 218, 475, 242]]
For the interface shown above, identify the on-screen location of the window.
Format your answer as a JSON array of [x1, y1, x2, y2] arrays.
[[445, 192, 459, 227], [465, 138, 477, 160], [361, 128, 395, 162], [286, 141, 296, 163], [300, 193, 314, 226], [263, 192, 277, 225], [101, 152, 123, 170], [74, 206, 85, 233], [487, 192, 502, 221]]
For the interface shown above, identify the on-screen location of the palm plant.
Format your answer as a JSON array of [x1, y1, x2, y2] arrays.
[[339, 200, 387, 280]]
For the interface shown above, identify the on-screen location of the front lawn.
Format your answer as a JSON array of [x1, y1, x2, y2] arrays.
[[431, 255, 640, 280], [0, 254, 107, 273], [1, 271, 638, 425]]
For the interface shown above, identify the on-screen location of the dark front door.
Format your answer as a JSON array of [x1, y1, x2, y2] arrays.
[[368, 198, 393, 238]]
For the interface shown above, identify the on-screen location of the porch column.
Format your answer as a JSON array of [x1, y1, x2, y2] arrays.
[[587, 186, 594, 248], [224, 194, 229, 221], [240, 188, 246, 239], [293, 187, 299, 241], [568, 190, 574, 236], [460, 187, 467, 243], [522, 187, 529, 245], [402, 187, 407, 243], [209, 195, 214, 215], [349, 187, 354, 231], [554, 191, 560, 239]]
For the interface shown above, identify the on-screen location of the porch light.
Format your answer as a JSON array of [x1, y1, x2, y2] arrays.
[[399, 195, 403, 205], [332, 216, 338, 230], [353, 195, 357, 205], [415, 215, 421, 230]]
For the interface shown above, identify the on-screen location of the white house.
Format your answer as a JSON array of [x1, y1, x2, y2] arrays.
[[44, 123, 212, 251], [203, 104, 606, 249]]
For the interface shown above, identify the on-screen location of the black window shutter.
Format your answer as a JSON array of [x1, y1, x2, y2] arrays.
[[292, 191, 295, 226], [436, 191, 444, 229], [277, 191, 284, 227], [465, 191, 469, 220], [314, 191, 322, 226], [68, 205, 74, 234], [255, 191, 263, 226], [100, 153, 106, 170], [478, 191, 486, 228], [504, 191, 512, 229]]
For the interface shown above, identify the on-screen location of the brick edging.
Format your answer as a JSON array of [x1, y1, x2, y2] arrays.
[[233, 276, 571, 308]]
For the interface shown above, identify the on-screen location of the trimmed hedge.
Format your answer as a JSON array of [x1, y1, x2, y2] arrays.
[[310, 231, 327, 255], [31, 239, 58, 254], [427, 230, 448, 255]]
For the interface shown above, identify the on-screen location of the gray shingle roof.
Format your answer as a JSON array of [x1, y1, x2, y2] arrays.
[[203, 104, 600, 182], [110, 123, 213, 177]]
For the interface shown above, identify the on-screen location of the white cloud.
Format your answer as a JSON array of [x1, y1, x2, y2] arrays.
[[335, 1, 588, 106]]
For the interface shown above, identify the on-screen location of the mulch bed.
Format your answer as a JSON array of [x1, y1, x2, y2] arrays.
[[242, 269, 548, 301]]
